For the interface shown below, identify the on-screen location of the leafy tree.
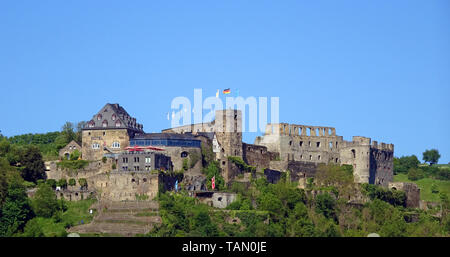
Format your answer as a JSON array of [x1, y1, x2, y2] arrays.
[[22, 218, 44, 237], [423, 149, 440, 166], [68, 178, 76, 187], [61, 122, 76, 144], [46, 179, 57, 189], [0, 178, 34, 236], [394, 155, 420, 174], [315, 193, 336, 220], [57, 179, 67, 189], [78, 178, 88, 190], [69, 150, 80, 161], [32, 183, 58, 218], [202, 161, 224, 190], [19, 145, 46, 183], [408, 168, 424, 181]]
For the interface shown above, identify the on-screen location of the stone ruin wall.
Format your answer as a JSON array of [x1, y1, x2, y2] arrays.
[[255, 123, 394, 187], [90, 172, 159, 201]]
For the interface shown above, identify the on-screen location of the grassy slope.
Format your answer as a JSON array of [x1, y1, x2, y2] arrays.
[[394, 173, 450, 203], [35, 199, 96, 237]]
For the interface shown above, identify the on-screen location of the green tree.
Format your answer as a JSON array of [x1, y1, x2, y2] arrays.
[[32, 183, 58, 218], [22, 218, 44, 237], [423, 149, 440, 166], [46, 179, 56, 189], [315, 193, 336, 220], [69, 150, 80, 160], [408, 168, 424, 181], [68, 178, 76, 187], [0, 178, 34, 236], [19, 145, 46, 183], [394, 155, 420, 174], [57, 179, 67, 189]]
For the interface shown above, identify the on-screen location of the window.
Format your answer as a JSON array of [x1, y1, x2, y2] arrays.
[[134, 157, 140, 162], [181, 151, 188, 158], [318, 155, 321, 160], [122, 166, 128, 171], [300, 141, 303, 147], [112, 142, 120, 148], [145, 157, 151, 164], [308, 141, 311, 147], [351, 149, 356, 158], [309, 155, 312, 160], [115, 120, 121, 127], [111, 114, 116, 121], [123, 157, 128, 163], [92, 143, 100, 149], [88, 121, 95, 128], [97, 114, 102, 120], [102, 120, 108, 127], [316, 142, 321, 148]]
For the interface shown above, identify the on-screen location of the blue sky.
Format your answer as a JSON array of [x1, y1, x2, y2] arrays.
[[0, 1, 449, 163]]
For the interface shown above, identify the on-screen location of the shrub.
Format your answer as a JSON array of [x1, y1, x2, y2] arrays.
[[102, 156, 107, 163], [69, 150, 80, 160], [408, 168, 424, 181], [68, 178, 76, 187], [46, 179, 57, 189]]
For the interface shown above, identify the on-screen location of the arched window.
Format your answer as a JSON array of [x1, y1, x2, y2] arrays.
[[115, 120, 121, 127], [111, 114, 116, 121], [181, 151, 188, 158], [102, 120, 108, 127], [112, 142, 120, 148], [97, 114, 102, 120], [88, 120, 95, 128]]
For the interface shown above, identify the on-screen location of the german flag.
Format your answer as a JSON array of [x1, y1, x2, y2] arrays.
[[223, 88, 231, 94]]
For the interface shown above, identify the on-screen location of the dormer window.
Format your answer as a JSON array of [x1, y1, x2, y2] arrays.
[[88, 120, 95, 128], [97, 114, 102, 120], [112, 114, 116, 121], [102, 120, 108, 127], [116, 120, 121, 127]]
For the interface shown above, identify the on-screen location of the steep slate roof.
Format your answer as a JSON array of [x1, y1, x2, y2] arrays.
[[84, 103, 144, 132]]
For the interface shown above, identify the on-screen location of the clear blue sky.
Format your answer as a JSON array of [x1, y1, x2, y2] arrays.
[[0, 1, 449, 163]]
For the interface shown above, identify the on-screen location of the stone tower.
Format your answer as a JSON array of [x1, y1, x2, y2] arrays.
[[213, 109, 243, 183]]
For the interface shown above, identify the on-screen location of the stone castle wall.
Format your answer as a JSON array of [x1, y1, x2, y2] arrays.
[[81, 129, 131, 161]]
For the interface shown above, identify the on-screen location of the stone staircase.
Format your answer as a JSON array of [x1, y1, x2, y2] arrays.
[[68, 200, 161, 237]]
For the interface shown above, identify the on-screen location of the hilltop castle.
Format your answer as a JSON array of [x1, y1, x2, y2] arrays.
[[46, 103, 395, 204]]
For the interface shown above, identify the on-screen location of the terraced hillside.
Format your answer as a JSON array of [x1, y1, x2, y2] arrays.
[[68, 200, 161, 237]]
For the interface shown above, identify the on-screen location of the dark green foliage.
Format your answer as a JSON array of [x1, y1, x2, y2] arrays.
[[408, 168, 424, 181], [394, 155, 420, 174], [228, 156, 256, 173], [68, 178, 76, 187], [46, 179, 56, 189], [202, 161, 224, 190], [362, 183, 406, 207], [57, 179, 67, 189], [69, 150, 80, 160], [22, 218, 45, 237], [19, 145, 46, 183], [32, 183, 58, 218], [315, 193, 336, 220], [102, 156, 107, 163], [423, 149, 440, 166], [0, 178, 34, 236], [78, 178, 87, 189]]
